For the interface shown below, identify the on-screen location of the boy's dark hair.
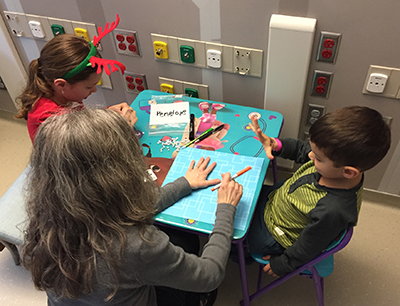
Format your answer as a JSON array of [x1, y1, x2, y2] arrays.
[[309, 106, 391, 172]]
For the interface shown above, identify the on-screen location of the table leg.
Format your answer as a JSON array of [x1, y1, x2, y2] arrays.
[[236, 239, 250, 306]]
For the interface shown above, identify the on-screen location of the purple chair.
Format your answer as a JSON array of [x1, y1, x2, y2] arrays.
[[241, 228, 353, 306]]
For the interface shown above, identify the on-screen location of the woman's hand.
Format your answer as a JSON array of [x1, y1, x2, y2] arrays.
[[249, 116, 275, 160], [109, 102, 138, 127], [184, 157, 221, 189], [217, 172, 243, 207]]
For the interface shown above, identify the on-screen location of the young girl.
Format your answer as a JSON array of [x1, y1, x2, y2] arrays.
[[15, 32, 137, 142], [22, 108, 243, 306]]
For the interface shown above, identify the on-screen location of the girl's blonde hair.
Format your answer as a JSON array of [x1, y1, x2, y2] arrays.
[[22, 108, 160, 299], [15, 34, 99, 119]]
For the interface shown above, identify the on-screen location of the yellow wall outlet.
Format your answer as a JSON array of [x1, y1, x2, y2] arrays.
[[160, 83, 174, 93], [154, 41, 169, 59], [74, 28, 90, 41]]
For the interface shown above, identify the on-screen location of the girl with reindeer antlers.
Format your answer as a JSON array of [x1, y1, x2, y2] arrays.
[[15, 14, 137, 142]]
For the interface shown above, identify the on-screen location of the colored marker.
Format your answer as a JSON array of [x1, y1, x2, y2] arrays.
[[189, 114, 195, 141], [211, 166, 252, 191], [184, 128, 213, 147]]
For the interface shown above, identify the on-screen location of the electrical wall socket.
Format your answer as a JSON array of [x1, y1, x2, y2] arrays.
[[123, 72, 147, 94], [114, 29, 141, 56], [306, 104, 325, 125], [311, 70, 333, 98], [316, 31, 341, 64]]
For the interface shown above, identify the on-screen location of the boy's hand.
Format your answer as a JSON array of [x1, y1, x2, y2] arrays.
[[262, 255, 278, 277], [217, 172, 243, 207], [249, 116, 275, 160], [185, 157, 221, 189]]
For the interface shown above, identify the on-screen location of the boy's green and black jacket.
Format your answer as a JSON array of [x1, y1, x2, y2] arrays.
[[267, 138, 362, 276]]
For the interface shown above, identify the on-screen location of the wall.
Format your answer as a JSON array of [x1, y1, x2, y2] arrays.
[[0, 0, 399, 194]]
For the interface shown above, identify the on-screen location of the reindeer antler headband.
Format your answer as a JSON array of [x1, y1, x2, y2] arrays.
[[62, 14, 125, 79]]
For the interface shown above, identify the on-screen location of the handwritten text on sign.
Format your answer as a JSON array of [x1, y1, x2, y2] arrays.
[[149, 102, 190, 125]]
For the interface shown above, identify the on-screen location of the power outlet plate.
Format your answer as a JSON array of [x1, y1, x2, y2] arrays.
[[114, 29, 141, 57], [123, 72, 147, 94], [307, 104, 325, 126], [316, 31, 341, 64], [311, 70, 333, 98]]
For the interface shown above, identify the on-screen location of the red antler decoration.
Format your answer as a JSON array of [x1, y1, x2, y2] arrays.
[[92, 14, 120, 46], [89, 57, 126, 75]]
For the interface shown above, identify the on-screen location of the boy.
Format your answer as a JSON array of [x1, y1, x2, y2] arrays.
[[247, 106, 391, 277]]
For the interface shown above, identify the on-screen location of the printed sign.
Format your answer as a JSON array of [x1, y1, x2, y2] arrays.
[[149, 102, 190, 125]]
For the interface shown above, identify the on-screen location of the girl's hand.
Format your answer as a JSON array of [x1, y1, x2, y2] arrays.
[[249, 116, 275, 160], [184, 157, 221, 189], [217, 172, 243, 207], [109, 102, 138, 127]]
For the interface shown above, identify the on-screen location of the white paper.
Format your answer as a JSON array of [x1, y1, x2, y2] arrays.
[[149, 102, 190, 125]]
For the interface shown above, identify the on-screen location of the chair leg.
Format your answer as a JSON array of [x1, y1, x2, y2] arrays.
[[257, 265, 263, 291], [236, 240, 251, 306], [0, 240, 20, 265], [311, 266, 325, 306]]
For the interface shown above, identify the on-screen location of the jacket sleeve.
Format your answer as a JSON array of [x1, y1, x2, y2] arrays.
[[272, 138, 311, 164], [154, 177, 192, 213], [136, 203, 236, 292], [269, 194, 357, 276]]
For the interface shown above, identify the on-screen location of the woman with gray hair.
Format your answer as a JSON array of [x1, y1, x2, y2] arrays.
[[21, 108, 242, 306]]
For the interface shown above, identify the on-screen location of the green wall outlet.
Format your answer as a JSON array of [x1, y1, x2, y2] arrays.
[[185, 88, 198, 98], [51, 24, 65, 36], [180, 45, 195, 63]]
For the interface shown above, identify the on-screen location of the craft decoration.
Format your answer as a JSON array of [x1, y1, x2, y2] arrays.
[[62, 14, 125, 79]]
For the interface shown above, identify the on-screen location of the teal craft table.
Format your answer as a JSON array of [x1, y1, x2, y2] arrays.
[[131, 90, 284, 306]]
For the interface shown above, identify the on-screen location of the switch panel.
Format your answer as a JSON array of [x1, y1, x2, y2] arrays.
[[311, 70, 333, 98], [307, 104, 325, 125], [123, 72, 147, 94], [316, 31, 341, 64], [114, 29, 141, 56]]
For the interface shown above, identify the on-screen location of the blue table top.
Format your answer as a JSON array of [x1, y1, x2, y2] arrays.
[[131, 90, 284, 240]]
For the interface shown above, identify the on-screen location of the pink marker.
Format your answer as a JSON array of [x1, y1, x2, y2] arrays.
[[211, 166, 252, 192]]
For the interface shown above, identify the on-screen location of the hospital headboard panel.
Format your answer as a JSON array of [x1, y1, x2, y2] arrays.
[[264, 14, 316, 169]]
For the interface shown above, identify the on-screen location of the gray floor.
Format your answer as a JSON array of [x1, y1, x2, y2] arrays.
[[1, 109, 400, 306]]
